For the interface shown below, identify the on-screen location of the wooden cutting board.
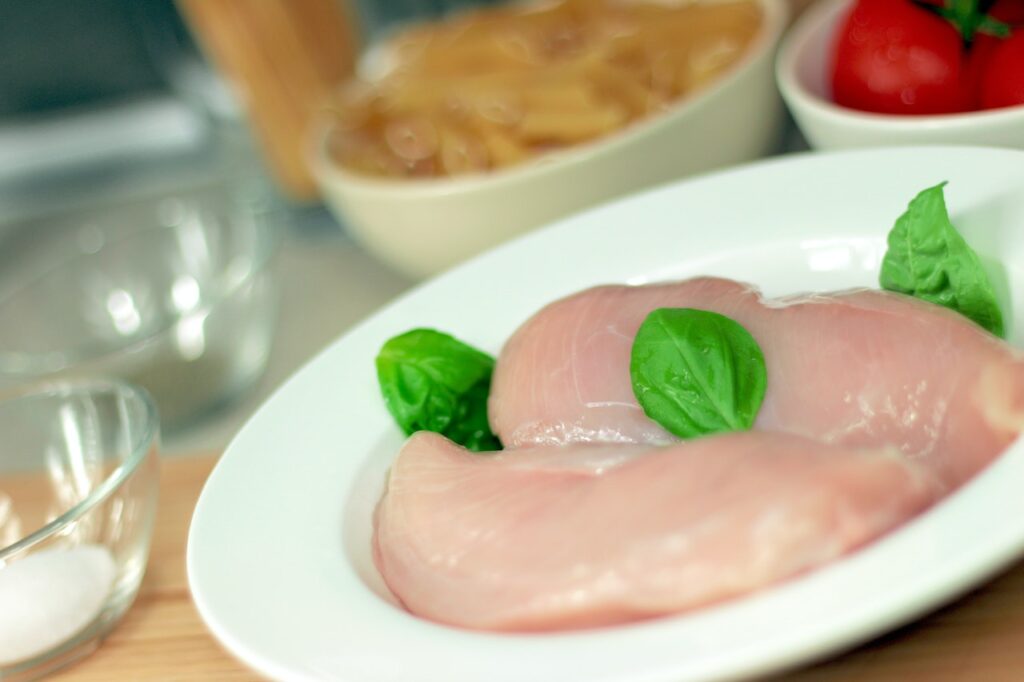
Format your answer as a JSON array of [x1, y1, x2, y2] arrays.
[[36, 454, 1024, 681]]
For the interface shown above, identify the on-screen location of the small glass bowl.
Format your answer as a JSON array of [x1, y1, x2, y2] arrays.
[[0, 379, 159, 680], [0, 176, 279, 432]]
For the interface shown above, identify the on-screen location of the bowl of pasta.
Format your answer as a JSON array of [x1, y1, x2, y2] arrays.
[[311, 0, 789, 279]]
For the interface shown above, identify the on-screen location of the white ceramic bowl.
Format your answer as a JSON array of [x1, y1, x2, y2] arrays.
[[777, 0, 1024, 151], [312, 0, 789, 280]]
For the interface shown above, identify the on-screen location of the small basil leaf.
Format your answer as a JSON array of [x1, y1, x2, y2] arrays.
[[880, 182, 1004, 338], [630, 308, 767, 439], [376, 328, 501, 451]]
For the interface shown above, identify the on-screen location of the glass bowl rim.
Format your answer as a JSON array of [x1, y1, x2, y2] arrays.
[[0, 190, 279, 377], [0, 378, 159, 560]]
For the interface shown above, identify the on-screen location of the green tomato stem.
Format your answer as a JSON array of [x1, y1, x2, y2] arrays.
[[932, 0, 1012, 43]]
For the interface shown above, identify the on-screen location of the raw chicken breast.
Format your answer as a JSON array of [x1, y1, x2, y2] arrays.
[[375, 431, 938, 632], [489, 278, 1024, 489]]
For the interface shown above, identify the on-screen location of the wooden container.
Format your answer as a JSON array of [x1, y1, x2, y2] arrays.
[[177, 0, 358, 200]]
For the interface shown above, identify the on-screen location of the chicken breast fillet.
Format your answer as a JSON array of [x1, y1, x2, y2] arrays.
[[489, 278, 1024, 489], [375, 431, 939, 632]]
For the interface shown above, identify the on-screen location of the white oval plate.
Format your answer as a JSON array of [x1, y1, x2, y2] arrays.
[[189, 147, 1024, 682]]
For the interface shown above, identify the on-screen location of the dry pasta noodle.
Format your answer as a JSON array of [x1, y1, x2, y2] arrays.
[[325, 0, 762, 180]]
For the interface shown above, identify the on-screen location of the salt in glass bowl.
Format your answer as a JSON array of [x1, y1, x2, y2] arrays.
[[0, 379, 159, 680]]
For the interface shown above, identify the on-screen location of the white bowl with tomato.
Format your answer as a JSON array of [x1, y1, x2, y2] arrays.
[[777, 0, 1024, 149]]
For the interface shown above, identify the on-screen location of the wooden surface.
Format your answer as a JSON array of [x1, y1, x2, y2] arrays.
[[52, 455, 256, 681], [38, 454, 1024, 681]]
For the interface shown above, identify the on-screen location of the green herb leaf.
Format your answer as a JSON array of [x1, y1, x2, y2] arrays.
[[630, 308, 767, 439], [879, 182, 1004, 338], [376, 328, 501, 451]]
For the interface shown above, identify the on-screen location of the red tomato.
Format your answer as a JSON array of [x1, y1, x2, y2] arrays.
[[970, 42, 1002, 106], [831, 0, 971, 115], [987, 0, 1024, 23], [979, 31, 1024, 108], [966, 1, 1024, 107], [967, 36, 1000, 106]]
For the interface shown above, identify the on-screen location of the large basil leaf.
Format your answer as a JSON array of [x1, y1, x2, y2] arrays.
[[880, 182, 1004, 337], [376, 328, 501, 451], [630, 308, 767, 439]]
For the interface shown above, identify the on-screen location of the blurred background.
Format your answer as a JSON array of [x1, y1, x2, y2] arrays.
[[0, 0, 812, 455], [0, 0, 423, 453]]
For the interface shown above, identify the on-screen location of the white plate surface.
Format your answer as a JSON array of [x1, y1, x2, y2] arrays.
[[189, 147, 1024, 682]]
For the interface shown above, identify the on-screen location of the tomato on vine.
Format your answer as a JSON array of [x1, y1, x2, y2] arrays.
[[830, 0, 1021, 115]]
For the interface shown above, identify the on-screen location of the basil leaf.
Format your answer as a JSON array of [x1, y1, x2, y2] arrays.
[[376, 328, 501, 451], [630, 308, 767, 439], [880, 182, 1004, 338]]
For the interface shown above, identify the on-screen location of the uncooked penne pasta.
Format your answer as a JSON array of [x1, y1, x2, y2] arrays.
[[518, 103, 627, 143], [473, 123, 532, 168], [324, 0, 761, 179]]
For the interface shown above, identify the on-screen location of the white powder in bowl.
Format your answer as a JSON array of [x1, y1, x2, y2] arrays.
[[0, 545, 115, 665]]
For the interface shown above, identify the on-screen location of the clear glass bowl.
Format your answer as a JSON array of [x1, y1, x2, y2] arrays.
[[0, 380, 159, 680], [0, 175, 279, 432]]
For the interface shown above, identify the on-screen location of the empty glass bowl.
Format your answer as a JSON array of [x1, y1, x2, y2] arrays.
[[0, 176, 278, 432], [0, 380, 159, 680]]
